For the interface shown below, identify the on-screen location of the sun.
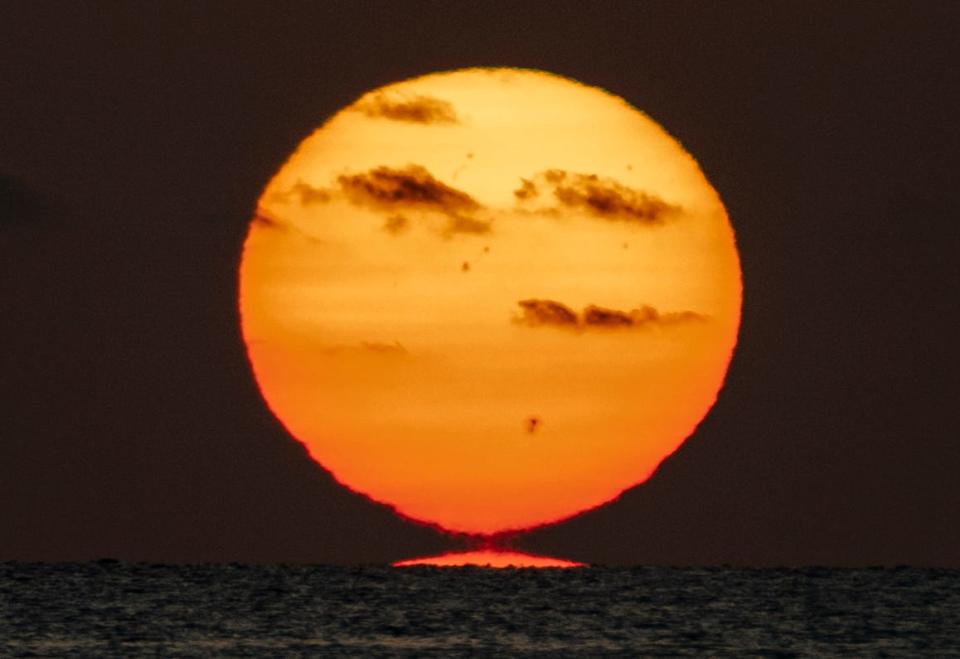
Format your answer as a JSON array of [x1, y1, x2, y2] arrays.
[[239, 68, 741, 536]]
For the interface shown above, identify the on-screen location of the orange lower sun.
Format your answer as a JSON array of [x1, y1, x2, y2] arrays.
[[394, 550, 585, 568], [239, 68, 741, 536]]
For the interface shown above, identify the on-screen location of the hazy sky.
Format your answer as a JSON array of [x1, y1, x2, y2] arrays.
[[1, 1, 958, 566]]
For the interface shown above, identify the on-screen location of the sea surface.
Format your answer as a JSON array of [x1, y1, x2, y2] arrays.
[[2, 562, 958, 656]]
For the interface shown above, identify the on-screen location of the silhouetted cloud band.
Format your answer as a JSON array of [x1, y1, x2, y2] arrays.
[[352, 92, 459, 124], [516, 299, 704, 330], [278, 165, 490, 237], [514, 169, 680, 225]]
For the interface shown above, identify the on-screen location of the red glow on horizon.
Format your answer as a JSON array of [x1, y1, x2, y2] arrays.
[[393, 550, 586, 568]]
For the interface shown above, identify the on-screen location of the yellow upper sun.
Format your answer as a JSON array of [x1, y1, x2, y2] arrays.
[[239, 68, 741, 534]]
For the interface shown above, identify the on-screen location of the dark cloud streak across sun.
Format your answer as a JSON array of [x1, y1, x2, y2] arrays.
[[290, 181, 332, 205], [251, 210, 286, 230], [337, 165, 480, 214], [280, 165, 491, 237], [352, 92, 459, 124], [515, 169, 680, 225], [517, 299, 704, 330], [516, 299, 579, 327]]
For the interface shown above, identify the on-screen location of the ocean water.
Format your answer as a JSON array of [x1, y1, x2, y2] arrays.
[[2, 563, 958, 656]]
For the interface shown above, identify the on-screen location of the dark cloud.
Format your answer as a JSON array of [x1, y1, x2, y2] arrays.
[[277, 165, 490, 237], [352, 92, 459, 124], [338, 165, 479, 214], [620, 305, 705, 326], [445, 213, 491, 236], [249, 209, 329, 245], [582, 306, 634, 327], [288, 181, 332, 205], [382, 214, 410, 235], [338, 165, 489, 237], [251, 210, 285, 230], [513, 178, 537, 201], [516, 300, 705, 330], [581, 303, 706, 328], [251, 209, 332, 245], [514, 169, 680, 225], [516, 299, 579, 327]]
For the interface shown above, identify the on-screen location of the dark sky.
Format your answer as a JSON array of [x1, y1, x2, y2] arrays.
[[2, 2, 958, 566]]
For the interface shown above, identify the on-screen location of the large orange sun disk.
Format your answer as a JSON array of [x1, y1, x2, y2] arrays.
[[239, 68, 741, 537]]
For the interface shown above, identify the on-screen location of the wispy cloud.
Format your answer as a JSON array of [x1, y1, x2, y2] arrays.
[[338, 165, 490, 237], [514, 169, 680, 225], [337, 165, 480, 215], [278, 165, 491, 238], [352, 91, 459, 125], [382, 214, 410, 235], [515, 299, 579, 327], [516, 299, 704, 330], [445, 214, 491, 236], [321, 341, 409, 357], [251, 210, 286, 230], [581, 305, 634, 327], [360, 341, 408, 355], [289, 181, 332, 205]]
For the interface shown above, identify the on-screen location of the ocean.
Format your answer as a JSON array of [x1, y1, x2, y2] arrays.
[[2, 562, 958, 656]]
